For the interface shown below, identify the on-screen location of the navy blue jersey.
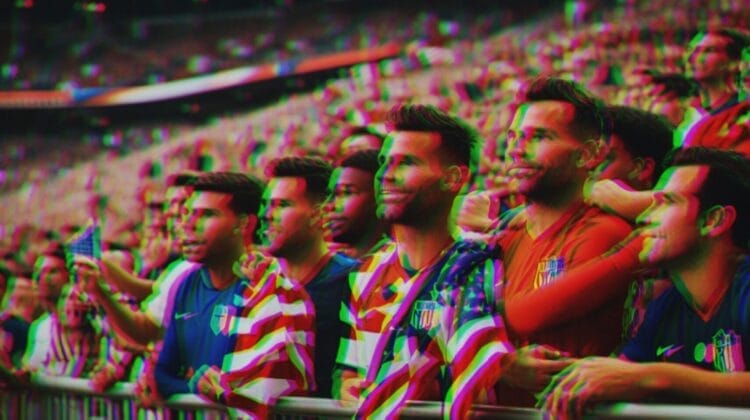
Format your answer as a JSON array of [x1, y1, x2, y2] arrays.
[[305, 252, 358, 398], [154, 267, 247, 397], [622, 256, 750, 372]]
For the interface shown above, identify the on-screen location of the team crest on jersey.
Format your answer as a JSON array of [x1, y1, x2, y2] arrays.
[[411, 300, 444, 331], [712, 329, 745, 373], [210, 304, 237, 336], [534, 257, 565, 289]]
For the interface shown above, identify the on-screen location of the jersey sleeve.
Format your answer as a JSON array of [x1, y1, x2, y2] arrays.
[[503, 235, 642, 335], [141, 261, 195, 328]]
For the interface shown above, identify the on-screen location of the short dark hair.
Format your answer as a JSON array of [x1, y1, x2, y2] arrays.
[[339, 149, 381, 175], [607, 105, 674, 179], [521, 77, 608, 142], [167, 171, 199, 188], [189, 172, 265, 216], [650, 73, 700, 99], [705, 28, 750, 60], [666, 147, 750, 248], [346, 126, 386, 144], [385, 104, 479, 169], [267, 157, 333, 203]]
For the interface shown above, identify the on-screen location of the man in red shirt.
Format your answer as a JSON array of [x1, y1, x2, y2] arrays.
[[683, 28, 750, 156], [495, 77, 634, 406]]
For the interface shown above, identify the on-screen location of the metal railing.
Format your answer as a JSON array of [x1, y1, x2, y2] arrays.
[[1, 374, 749, 419]]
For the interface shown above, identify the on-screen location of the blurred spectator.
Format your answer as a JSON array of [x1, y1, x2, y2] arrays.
[[683, 28, 750, 156]]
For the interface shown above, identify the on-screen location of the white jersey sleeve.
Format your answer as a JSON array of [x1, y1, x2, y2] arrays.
[[141, 260, 199, 328]]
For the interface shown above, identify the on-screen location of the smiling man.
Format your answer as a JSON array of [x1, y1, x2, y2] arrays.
[[324, 149, 388, 259], [337, 104, 510, 419], [542, 148, 750, 419], [495, 77, 634, 407]]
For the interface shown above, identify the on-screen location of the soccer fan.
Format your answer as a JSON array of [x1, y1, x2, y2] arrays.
[[324, 149, 389, 259], [683, 28, 750, 156], [0, 276, 39, 382], [494, 77, 634, 406], [542, 148, 750, 418], [337, 104, 510, 418], [646, 73, 702, 147], [21, 246, 70, 372], [261, 156, 359, 398], [120, 172, 312, 416], [584, 105, 674, 221], [79, 172, 199, 348]]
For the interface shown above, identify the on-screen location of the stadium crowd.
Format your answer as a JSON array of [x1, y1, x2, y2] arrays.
[[1, 0, 750, 418]]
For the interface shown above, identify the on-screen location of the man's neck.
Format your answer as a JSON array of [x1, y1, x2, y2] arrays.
[[392, 223, 452, 271], [279, 237, 331, 286], [205, 246, 244, 290], [672, 241, 742, 311], [699, 80, 737, 111], [525, 182, 584, 238], [351, 226, 388, 259]]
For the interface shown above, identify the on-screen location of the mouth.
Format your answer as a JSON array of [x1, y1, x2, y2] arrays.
[[506, 165, 539, 178], [379, 189, 410, 203]]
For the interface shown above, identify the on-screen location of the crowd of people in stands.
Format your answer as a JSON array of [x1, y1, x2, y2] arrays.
[[1, 0, 750, 418]]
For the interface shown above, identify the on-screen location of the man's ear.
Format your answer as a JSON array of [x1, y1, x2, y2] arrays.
[[442, 165, 468, 192], [700, 205, 736, 238], [240, 214, 257, 246], [628, 157, 655, 185], [578, 138, 605, 170]]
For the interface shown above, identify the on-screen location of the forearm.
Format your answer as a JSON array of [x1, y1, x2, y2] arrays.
[[93, 287, 162, 346], [101, 259, 154, 301], [503, 238, 642, 335], [640, 363, 750, 406], [608, 190, 654, 221]]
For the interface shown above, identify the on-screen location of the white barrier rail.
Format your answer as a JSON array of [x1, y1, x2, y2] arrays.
[[1, 375, 749, 419]]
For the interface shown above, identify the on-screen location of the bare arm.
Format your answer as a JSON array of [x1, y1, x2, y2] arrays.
[[75, 258, 163, 346], [100, 256, 155, 302], [542, 357, 750, 418]]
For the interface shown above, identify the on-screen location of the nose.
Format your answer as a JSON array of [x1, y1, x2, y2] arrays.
[[505, 137, 526, 162]]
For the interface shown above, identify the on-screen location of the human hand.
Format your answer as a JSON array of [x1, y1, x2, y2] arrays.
[[195, 366, 228, 403], [134, 371, 161, 408], [234, 251, 275, 284], [340, 374, 367, 404], [456, 191, 500, 233], [538, 357, 649, 420], [500, 345, 574, 392], [584, 179, 633, 215], [90, 363, 120, 392], [72, 255, 107, 297]]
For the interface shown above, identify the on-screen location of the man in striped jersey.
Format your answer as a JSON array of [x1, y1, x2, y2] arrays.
[[336, 104, 512, 419]]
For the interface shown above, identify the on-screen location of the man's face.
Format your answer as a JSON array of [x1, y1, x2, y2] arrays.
[[648, 87, 688, 127], [165, 185, 191, 247], [324, 167, 377, 244], [504, 101, 585, 199], [57, 285, 94, 329], [686, 33, 733, 82], [590, 135, 642, 188], [34, 255, 69, 305], [181, 191, 242, 264], [637, 165, 707, 265], [375, 131, 451, 224], [260, 177, 319, 258]]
